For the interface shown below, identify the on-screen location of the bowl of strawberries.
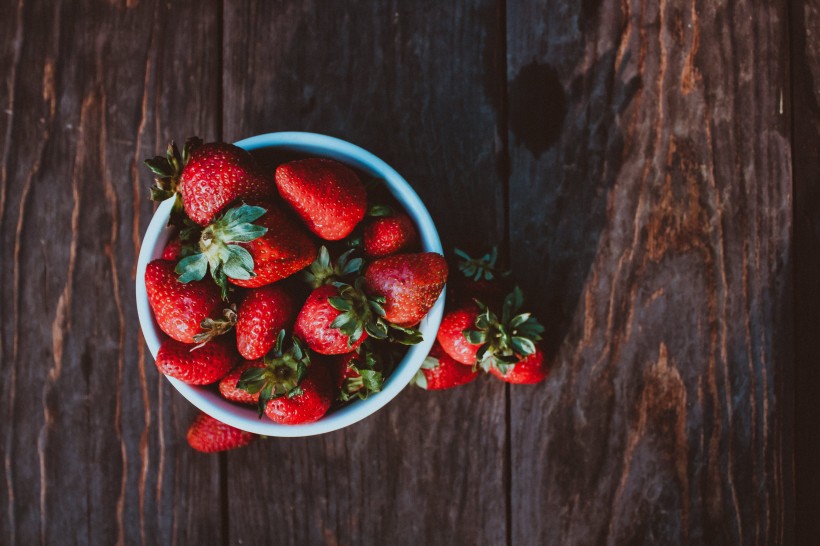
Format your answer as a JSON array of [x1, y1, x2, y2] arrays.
[[136, 132, 447, 437]]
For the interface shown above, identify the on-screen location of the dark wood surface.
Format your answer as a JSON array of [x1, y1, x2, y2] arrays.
[[0, 0, 809, 544]]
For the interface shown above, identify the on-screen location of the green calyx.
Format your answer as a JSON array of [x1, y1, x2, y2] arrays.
[[338, 349, 385, 402], [302, 246, 363, 289], [455, 247, 510, 282], [145, 137, 202, 215], [464, 286, 544, 374], [174, 204, 268, 300], [236, 330, 310, 418], [328, 278, 424, 347], [192, 304, 238, 348]]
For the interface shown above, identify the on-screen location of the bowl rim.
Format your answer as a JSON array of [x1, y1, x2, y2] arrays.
[[135, 131, 445, 437]]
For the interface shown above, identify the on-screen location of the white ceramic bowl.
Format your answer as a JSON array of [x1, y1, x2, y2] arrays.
[[135, 132, 445, 437]]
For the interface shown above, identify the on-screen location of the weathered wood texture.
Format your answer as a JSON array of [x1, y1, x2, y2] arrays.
[[792, 0, 820, 538], [222, 1, 509, 544], [0, 1, 223, 544], [507, 0, 792, 544]]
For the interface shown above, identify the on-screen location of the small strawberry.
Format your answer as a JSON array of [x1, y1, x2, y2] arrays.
[[293, 284, 368, 355], [144, 259, 229, 344], [488, 346, 549, 384], [413, 342, 479, 390], [186, 412, 255, 453], [436, 305, 482, 365], [263, 365, 334, 425], [464, 287, 546, 379], [331, 347, 388, 401], [236, 284, 298, 360], [162, 237, 183, 261], [363, 252, 448, 326], [363, 212, 418, 257], [175, 202, 315, 298], [145, 138, 276, 226], [275, 158, 366, 240], [155, 336, 238, 385], [219, 360, 265, 405]]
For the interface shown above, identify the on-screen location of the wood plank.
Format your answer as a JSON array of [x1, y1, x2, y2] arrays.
[[506, 0, 792, 543], [222, 1, 508, 543], [0, 1, 223, 543], [791, 0, 819, 540]]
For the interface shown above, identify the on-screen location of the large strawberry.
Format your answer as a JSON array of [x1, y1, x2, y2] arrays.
[[186, 412, 255, 453], [219, 360, 265, 405], [175, 202, 315, 298], [145, 138, 276, 226], [363, 252, 448, 326], [275, 158, 366, 240], [413, 342, 478, 390], [294, 284, 368, 354], [155, 336, 238, 385], [436, 305, 481, 365], [145, 259, 228, 344], [263, 365, 333, 425], [236, 284, 297, 360], [363, 212, 418, 257], [488, 346, 549, 384]]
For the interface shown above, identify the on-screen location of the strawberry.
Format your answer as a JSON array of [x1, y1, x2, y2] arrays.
[[144, 259, 227, 344], [175, 202, 315, 298], [219, 360, 265, 404], [236, 284, 297, 360], [263, 365, 333, 425], [363, 212, 418, 257], [162, 237, 183, 261], [413, 342, 479, 390], [155, 336, 238, 385], [275, 158, 366, 240], [186, 412, 255, 453], [331, 347, 387, 401], [145, 138, 276, 226], [363, 252, 448, 326], [294, 284, 367, 354], [436, 305, 481, 365], [489, 346, 548, 384]]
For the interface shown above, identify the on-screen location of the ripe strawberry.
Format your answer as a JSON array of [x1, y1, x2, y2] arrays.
[[331, 353, 359, 390], [363, 212, 418, 257], [155, 336, 238, 385], [144, 259, 225, 344], [294, 284, 367, 354], [331, 347, 388, 401], [219, 360, 265, 405], [363, 252, 448, 326], [162, 237, 183, 261], [175, 202, 315, 298], [436, 305, 481, 365], [489, 347, 548, 384], [145, 138, 276, 226], [413, 342, 478, 390], [275, 158, 366, 240], [236, 284, 297, 360], [186, 412, 255, 453], [263, 365, 333, 425]]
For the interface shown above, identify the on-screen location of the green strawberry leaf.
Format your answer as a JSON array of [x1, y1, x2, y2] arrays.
[[175, 253, 209, 283]]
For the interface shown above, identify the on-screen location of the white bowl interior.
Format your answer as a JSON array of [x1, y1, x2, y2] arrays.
[[135, 132, 445, 437]]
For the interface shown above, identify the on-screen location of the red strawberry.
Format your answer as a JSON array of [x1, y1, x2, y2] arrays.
[[331, 353, 359, 390], [219, 360, 265, 404], [489, 347, 548, 384], [155, 336, 238, 385], [236, 284, 297, 360], [363, 213, 418, 257], [330, 349, 387, 401], [294, 284, 366, 354], [144, 259, 224, 344], [363, 253, 448, 326], [275, 158, 366, 240], [436, 305, 481, 365], [263, 365, 333, 425], [413, 342, 478, 390], [175, 202, 316, 297], [186, 412, 255, 452], [162, 237, 183, 261]]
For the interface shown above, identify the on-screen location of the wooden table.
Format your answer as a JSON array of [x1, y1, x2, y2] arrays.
[[1, 0, 815, 543]]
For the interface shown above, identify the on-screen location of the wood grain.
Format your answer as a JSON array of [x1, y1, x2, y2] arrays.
[[0, 1, 223, 544], [506, 0, 792, 544], [222, 1, 508, 544]]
